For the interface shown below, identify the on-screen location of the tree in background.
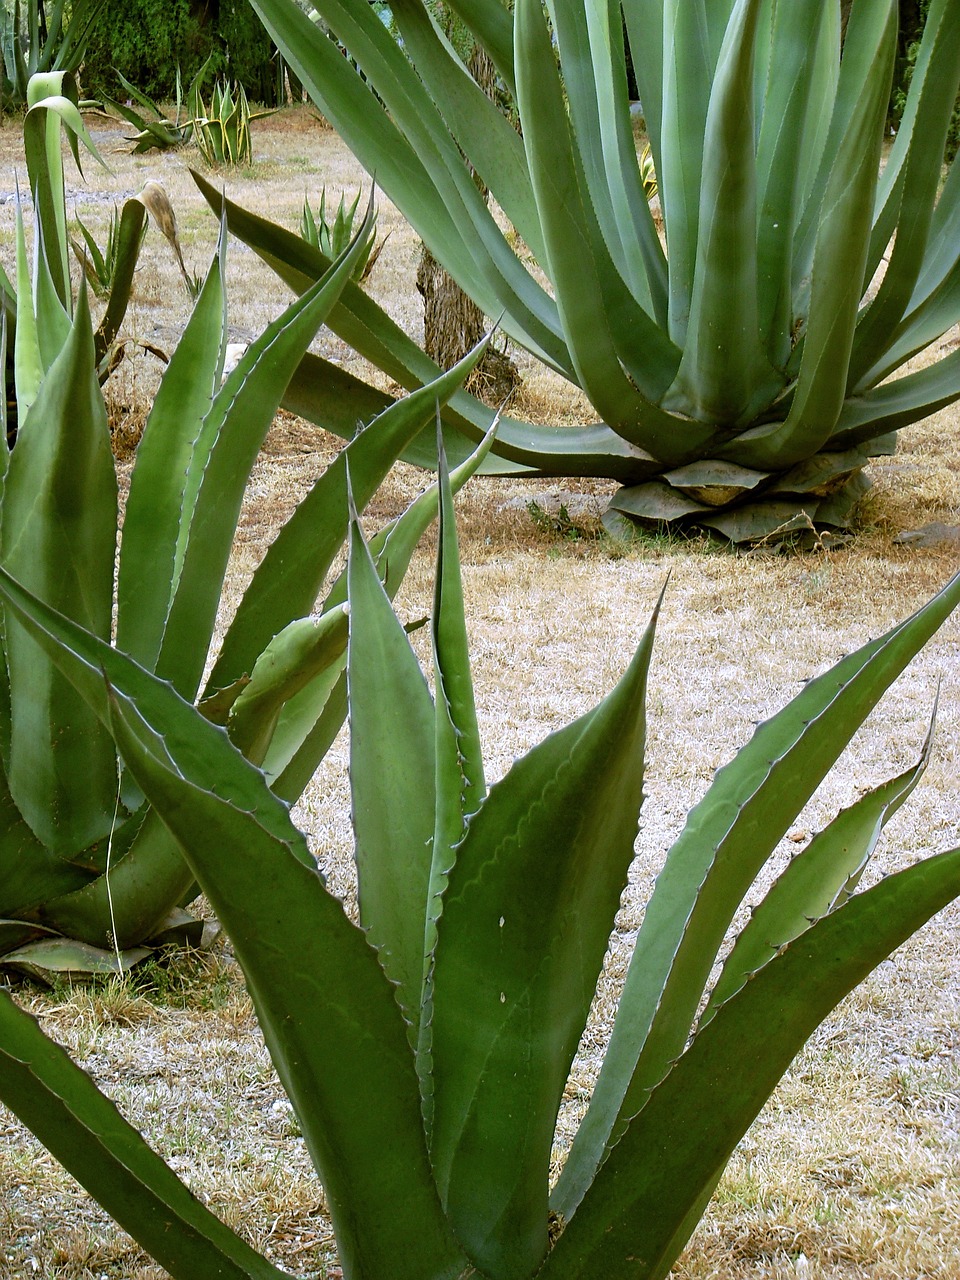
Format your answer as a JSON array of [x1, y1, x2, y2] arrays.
[[82, 0, 282, 105], [412, 3, 520, 404]]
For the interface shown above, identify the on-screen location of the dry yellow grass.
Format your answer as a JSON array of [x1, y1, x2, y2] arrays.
[[0, 110, 958, 1279]]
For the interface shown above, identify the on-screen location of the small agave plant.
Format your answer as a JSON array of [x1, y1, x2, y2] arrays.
[[228, 0, 960, 542], [0, 437, 957, 1278], [0, 103, 489, 979]]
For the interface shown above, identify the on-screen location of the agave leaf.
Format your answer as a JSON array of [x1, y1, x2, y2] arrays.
[[658, 0, 736, 342], [0, 779, 90, 921], [227, 605, 349, 767], [729, 0, 896, 469], [94, 197, 149, 358], [440, 0, 517, 96], [269, 421, 500, 802], [848, 0, 960, 387], [195, 176, 672, 482], [12, 197, 43, 420], [515, 0, 680, 421], [790, 0, 895, 301], [346, 502, 437, 1040], [664, 0, 783, 425], [251, 0, 570, 371], [543, 845, 960, 1280], [0, 565, 469, 1280], [550, 0, 667, 322], [114, 223, 227, 671], [429, 595, 658, 1279], [854, 254, 960, 392], [0, 990, 292, 1279], [206, 336, 488, 698], [703, 712, 936, 1024], [754, 0, 836, 367], [831, 343, 960, 447], [0, 292, 118, 855], [155, 213, 374, 702], [418, 431, 486, 1133], [553, 567, 960, 1219], [35, 807, 198, 951], [389, 0, 545, 264]]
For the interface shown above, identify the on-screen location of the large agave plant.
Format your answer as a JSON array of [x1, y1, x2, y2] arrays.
[[235, 0, 960, 542], [0, 144, 490, 978], [0, 445, 957, 1279]]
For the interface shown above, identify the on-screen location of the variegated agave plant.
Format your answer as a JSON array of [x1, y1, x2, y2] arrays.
[[224, 0, 960, 542]]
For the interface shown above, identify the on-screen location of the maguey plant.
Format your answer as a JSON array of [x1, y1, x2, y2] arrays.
[[224, 0, 960, 542], [0, 159, 488, 978], [0, 440, 957, 1277]]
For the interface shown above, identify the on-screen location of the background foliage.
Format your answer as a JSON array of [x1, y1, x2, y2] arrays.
[[82, 0, 281, 105]]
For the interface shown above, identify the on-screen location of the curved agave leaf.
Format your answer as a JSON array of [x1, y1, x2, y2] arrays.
[[0, 291, 117, 855], [543, 844, 960, 1280], [0, 564, 469, 1280], [0, 991, 291, 1280], [429, 597, 658, 1279], [251, 0, 571, 373], [553, 567, 960, 1219]]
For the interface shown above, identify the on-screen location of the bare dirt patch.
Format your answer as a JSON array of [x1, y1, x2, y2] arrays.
[[0, 110, 958, 1280]]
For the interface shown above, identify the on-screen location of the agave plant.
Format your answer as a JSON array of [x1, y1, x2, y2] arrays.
[[193, 78, 273, 167], [0, 148, 489, 979], [104, 56, 214, 153], [228, 0, 960, 542], [300, 186, 387, 281], [0, 70, 151, 410], [0, 435, 957, 1276], [0, 0, 105, 109]]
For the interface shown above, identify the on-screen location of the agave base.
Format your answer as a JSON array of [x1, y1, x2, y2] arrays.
[[604, 438, 894, 545]]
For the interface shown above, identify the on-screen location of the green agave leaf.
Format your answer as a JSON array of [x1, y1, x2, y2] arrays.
[[0, 565, 468, 1280], [730, 0, 896, 469], [194, 176, 675, 482], [13, 196, 43, 421], [346, 500, 437, 1041], [0, 990, 292, 1279], [790, 0, 893, 287], [0, 779, 90, 921], [553, 567, 960, 1220], [658, 0, 736, 343], [830, 343, 960, 447], [270, 421, 500, 803], [543, 845, 960, 1280], [115, 221, 227, 671], [854, 253, 960, 392], [389, 0, 545, 264], [754, 0, 836, 368], [515, 0, 680, 422], [703, 713, 936, 1023], [0, 291, 118, 855], [251, 0, 571, 372], [156, 213, 374, 702], [207, 336, 488, 699], [429, 594, 659, 1280], [94, 196, 148, 359], [34, 807, 197, 952], [664, 0, 783, 424], [550, 0, 667, 322], [227, 605, 349, 767], [419, 431, 486, 1134], [848, 0, 960, 387], [441, 0, 517, 96]]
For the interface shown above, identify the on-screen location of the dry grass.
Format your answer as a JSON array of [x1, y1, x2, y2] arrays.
[[1, 110, 959, 1279]]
